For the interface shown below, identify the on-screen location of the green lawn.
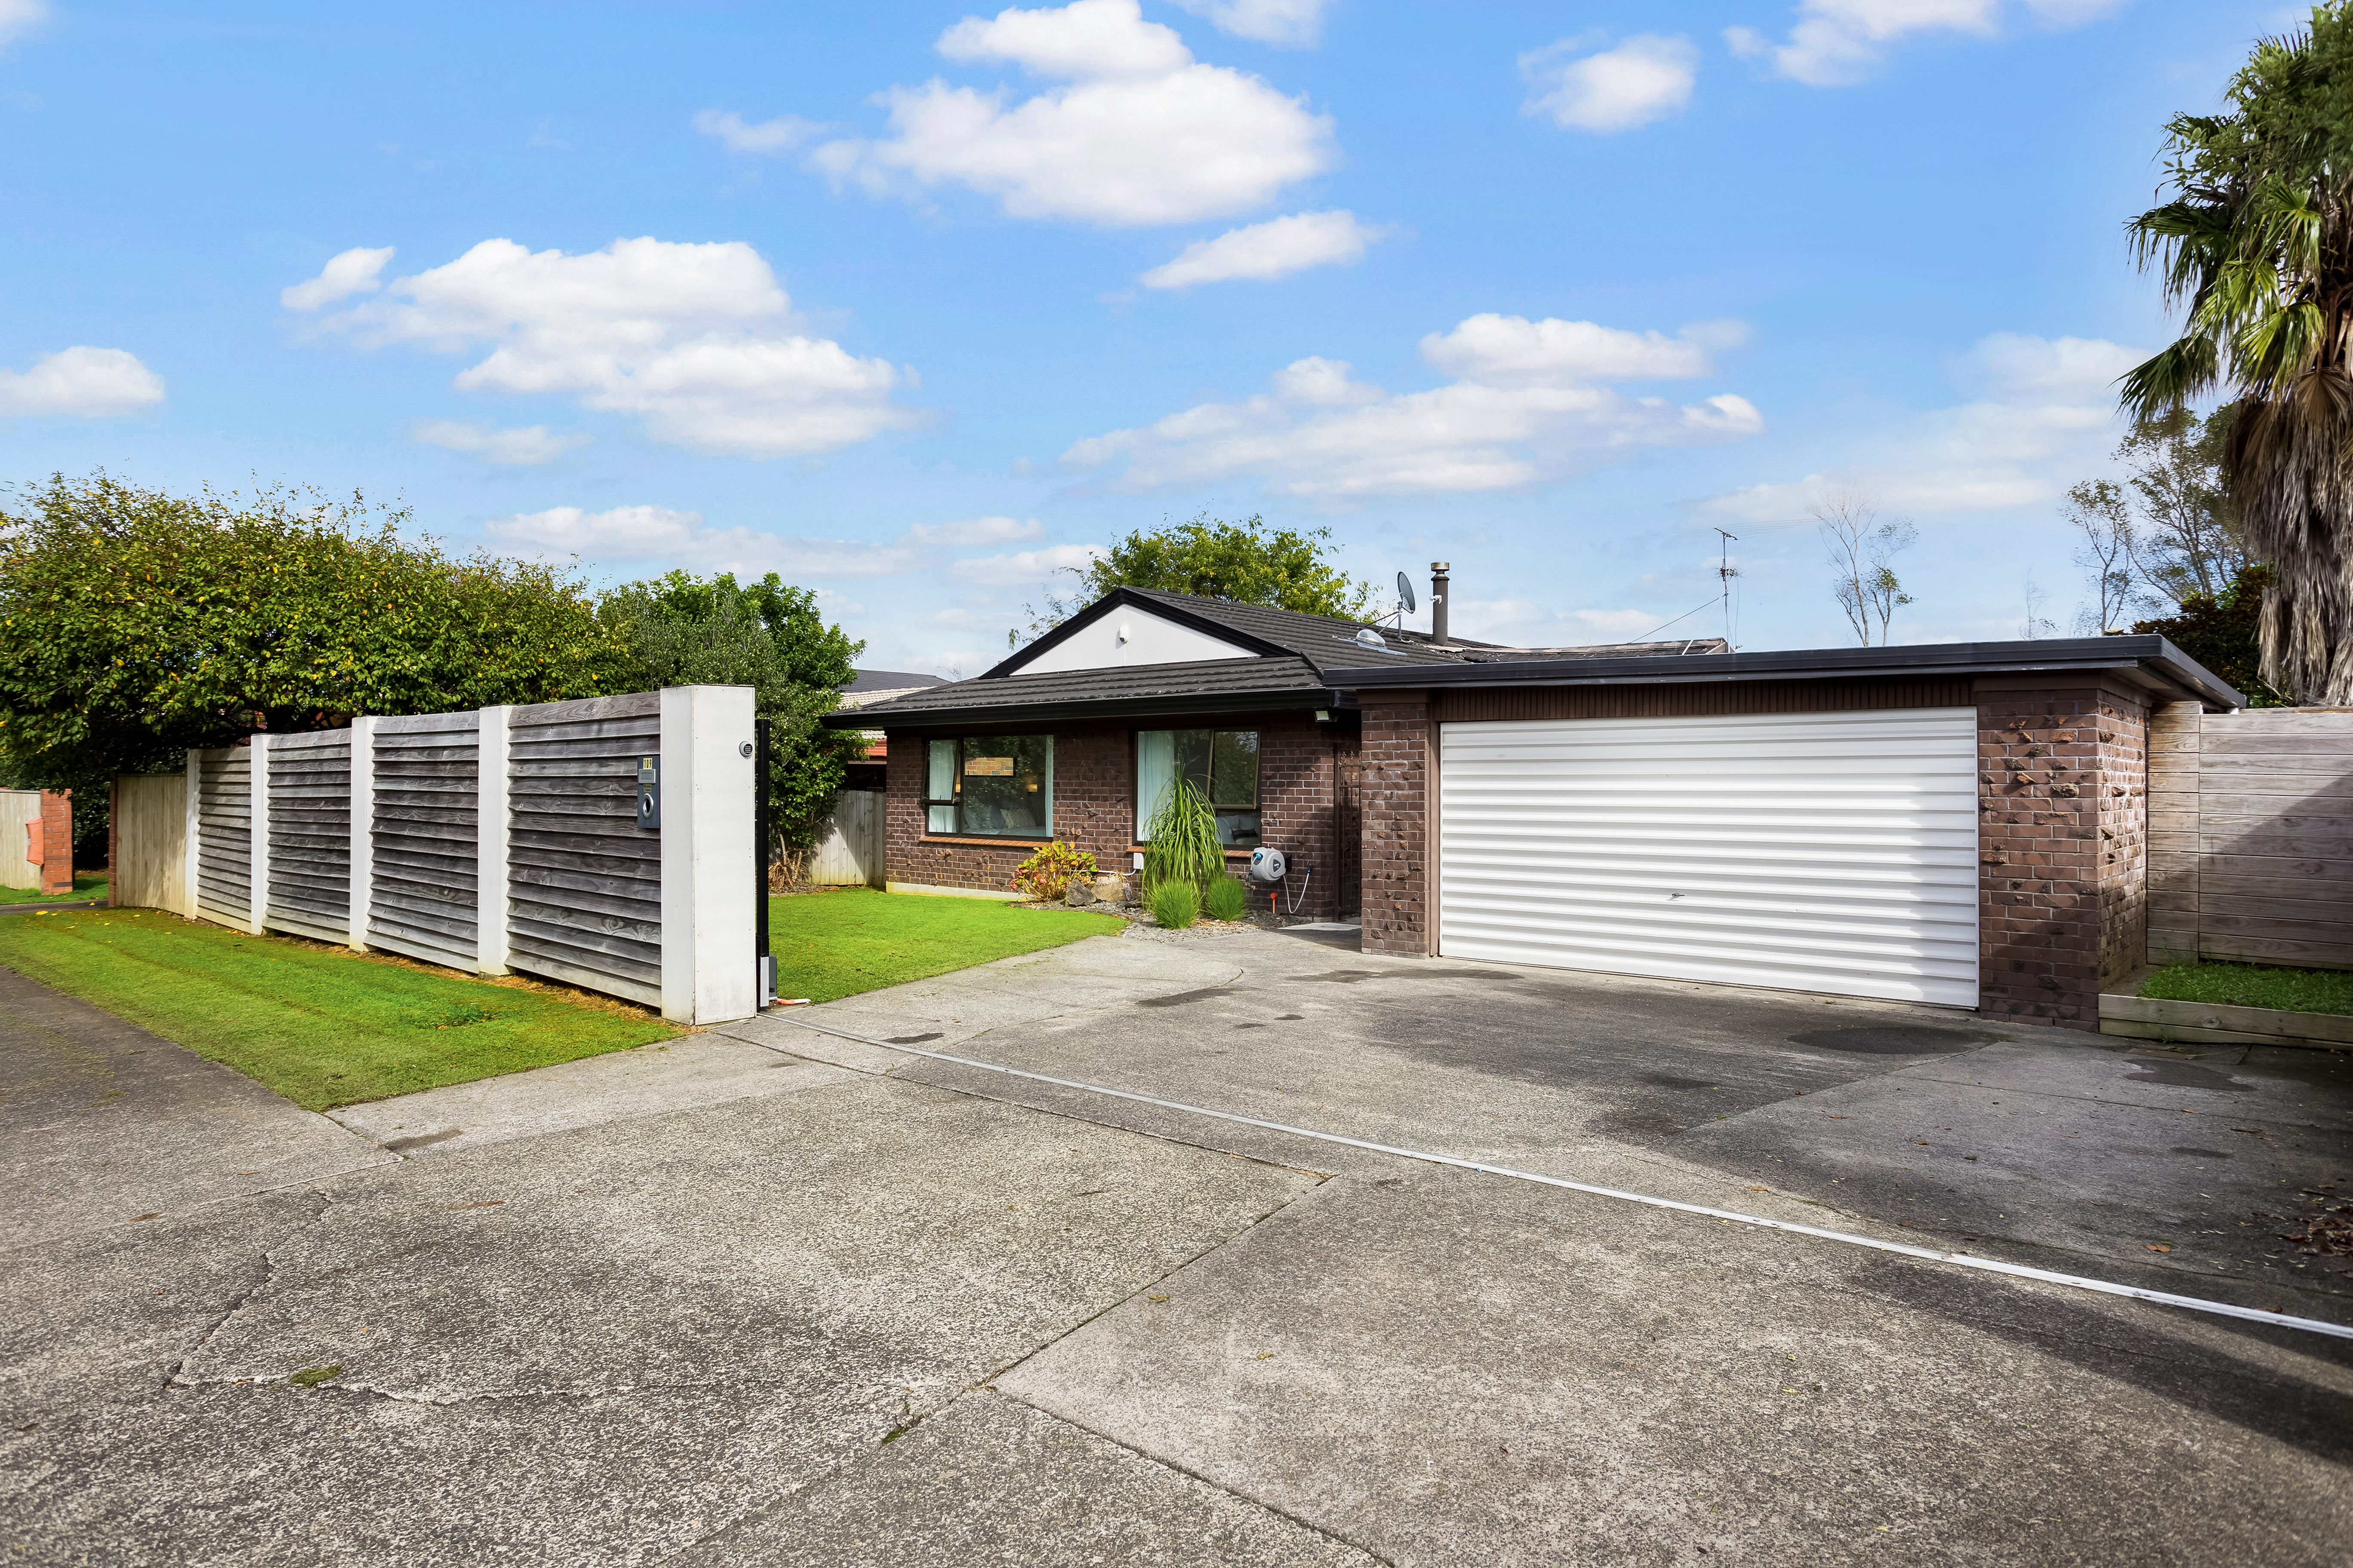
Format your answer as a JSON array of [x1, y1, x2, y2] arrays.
[[0, 907, 677, 1110], [770, 887, 1125, 1003], [0, 872, 107, 904], [2141, 960, 2353, 1017]]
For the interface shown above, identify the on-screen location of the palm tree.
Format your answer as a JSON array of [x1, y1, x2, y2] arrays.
[[2122, 6, 2353, 704]]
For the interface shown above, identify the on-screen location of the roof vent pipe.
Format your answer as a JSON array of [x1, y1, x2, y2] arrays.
[[1430, 562, 1450, 643]]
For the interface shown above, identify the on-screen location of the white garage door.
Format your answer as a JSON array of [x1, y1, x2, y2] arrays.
[[1438, 709, 1980, 1007]]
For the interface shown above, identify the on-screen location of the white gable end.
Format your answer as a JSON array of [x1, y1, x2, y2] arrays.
[[1019, 605, 1258, 675]]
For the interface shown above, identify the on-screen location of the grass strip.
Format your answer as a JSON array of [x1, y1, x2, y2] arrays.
[[2141, 960, 2353, 1018], [770, 887, 1124, 1003], [0, 873, 107, 905], [0, 907, 676, 1109]]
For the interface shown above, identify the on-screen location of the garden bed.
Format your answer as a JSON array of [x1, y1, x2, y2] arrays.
[[2099, 961, 2353, 1050]]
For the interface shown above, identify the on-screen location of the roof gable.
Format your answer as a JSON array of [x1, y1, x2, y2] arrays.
[[1010, 599, 1263, 677]]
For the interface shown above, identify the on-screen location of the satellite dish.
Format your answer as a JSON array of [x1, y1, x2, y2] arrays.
[[1396, 571, 1416, 615]]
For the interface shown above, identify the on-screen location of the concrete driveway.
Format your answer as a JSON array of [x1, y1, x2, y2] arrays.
[[3, 928, 2348, 1565]]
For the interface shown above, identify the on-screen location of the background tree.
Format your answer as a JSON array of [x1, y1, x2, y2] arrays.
[[600, 570, 863, 863], [1816, 491, 1917, 646], [2122, 4, 2353, 702], [1023, 513, 1379, 640], [2062, 479, 2151, 633], [2120, 404, 2247, 603], [2131, 564, 2286, 704], [0, 472, 627, 800]]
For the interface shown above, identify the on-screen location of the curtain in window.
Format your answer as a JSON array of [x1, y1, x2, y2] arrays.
[[926, 739, 956, 833], [1135, 729, 1176, 840]]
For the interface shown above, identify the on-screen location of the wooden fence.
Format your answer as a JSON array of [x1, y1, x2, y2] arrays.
[[113, 685, 759, 1024], [807, 790, 884, 887], [2149, 703, 2353, 971], [0, 791, 40, 891], [110, 775, 186, 911]]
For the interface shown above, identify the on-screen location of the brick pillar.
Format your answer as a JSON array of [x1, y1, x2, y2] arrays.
[[1359, 693, 1432, 957], [1974, 681, 2148, 1030], [30, 790, 73, 897]]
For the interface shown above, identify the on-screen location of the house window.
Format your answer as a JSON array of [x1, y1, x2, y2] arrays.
[[1136, 730, 1260, 848], [923, 735, 1054, 837]]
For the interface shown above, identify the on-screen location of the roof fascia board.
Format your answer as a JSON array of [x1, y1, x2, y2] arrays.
[[822, 689, 1347, 729], [980, 588, 1294, 680], [1327, 636, 2243, 710]]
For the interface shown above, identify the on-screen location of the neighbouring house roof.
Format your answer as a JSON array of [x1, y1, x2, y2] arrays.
[[1327, 634, 2247, 710], [844, 668, 951, 692], [823, 587, 1734, 730]]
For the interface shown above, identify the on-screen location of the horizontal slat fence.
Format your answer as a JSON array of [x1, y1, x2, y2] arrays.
[[506, 693, 664, 1008], [2148, 704, 2353, 971], [266, 729, 352, 944], [111, 686, 757, 1023], [368, 712, 481, 972], [193, 748, 252, 929]]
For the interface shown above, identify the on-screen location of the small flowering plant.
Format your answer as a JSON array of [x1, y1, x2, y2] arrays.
[[1011, 840, 1099, 902]]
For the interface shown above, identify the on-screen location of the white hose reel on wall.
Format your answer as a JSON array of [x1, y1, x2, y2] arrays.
[[1245, 846, 1310, 915]]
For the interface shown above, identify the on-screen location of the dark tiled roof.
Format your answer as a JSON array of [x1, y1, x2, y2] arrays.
[[1461, 638, 1731, 662], [822, 655, 1337, 726], [1115, 589, 1475, 671], [842, 668, 951, 692]]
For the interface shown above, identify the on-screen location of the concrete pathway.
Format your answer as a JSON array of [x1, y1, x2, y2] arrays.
[[3, 931, 2349, 1566], [0, 967, 394, 1251]]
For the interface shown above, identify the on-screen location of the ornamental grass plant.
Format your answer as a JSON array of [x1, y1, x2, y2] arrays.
[[1203, 874, 1249, 922], [1149, 878, 1202, 929]]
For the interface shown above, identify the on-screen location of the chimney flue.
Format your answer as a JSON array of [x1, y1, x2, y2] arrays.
[[1430, 561, 1450, 643]]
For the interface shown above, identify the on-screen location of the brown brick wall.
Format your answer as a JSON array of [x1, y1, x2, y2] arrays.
[[1359, 694, 1431, 957], [33, 789, 71, 896], [1974, 680, 2149, 1029], [882, 712, 1355, 916]]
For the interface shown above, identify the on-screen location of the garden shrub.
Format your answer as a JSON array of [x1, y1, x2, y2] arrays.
[[1142, 779, 1223, 893], [1150, 879, 1202, 929], [1204, 875, 1249, 922], [1011, 839, 1099, 902]]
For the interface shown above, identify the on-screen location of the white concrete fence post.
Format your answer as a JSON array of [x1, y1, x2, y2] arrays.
[[182, 750, 200, 919], [248, 735, 270, 936], [658, 684, 758, 1025], [350, 717, 375, 952], [477, 704, 513, 975]]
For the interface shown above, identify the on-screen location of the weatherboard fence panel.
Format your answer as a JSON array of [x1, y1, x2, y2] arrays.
[[505, 691, 664, 1008], [2146, 704, 2353, 972], [140, 686, 751, 1022], [368, 711, 480, 972], [264, 728, 352, 944], [193, 749, 253, 928], [807, 790, 884, 887]]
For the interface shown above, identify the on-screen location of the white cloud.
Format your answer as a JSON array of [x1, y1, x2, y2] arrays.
[[1064, 314, 1761, 502], [1140, 209, 1381, 289], [955, 543, 1109, 586], [1521, 34, 1698, 133], [1420, 315, 1723, 385], [903, 515, 1045, 545], [1700, 331, 2139, 523], [281, 246, 395, 311], [412, 420, 590, 466], [290, 236, 918, 458], [1168, 0, 1333, 47], [0, 346, 166, 417], [1727, 0, 2122, 87], [809, 0, 1335, 226], [484, 505, 930, 576], [0, 0, 49, 50], [692, 109, 825, 155]]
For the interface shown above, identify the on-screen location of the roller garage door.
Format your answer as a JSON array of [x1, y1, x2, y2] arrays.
[[1438, 709, 1980, 1006]]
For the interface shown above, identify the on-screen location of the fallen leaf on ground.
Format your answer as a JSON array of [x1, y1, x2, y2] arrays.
[[2146, 1244, 2172, 1253]]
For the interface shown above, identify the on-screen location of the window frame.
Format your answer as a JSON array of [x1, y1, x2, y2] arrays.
[[919, 734, 1056, 839], [1133, 728, 1262, 850]]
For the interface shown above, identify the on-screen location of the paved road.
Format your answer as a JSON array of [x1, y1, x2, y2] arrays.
[[3, 930, 2348, 1565]]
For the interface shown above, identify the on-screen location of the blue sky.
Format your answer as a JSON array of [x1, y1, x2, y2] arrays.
[[0, 0, 2280, 674]]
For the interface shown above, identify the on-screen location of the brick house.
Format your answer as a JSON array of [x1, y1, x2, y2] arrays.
[[829, 588, 2238, 1032], [825, 587, 1724, 922]]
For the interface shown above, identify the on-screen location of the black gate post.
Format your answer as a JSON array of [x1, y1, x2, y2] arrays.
[[754, 715, 773, 1007]]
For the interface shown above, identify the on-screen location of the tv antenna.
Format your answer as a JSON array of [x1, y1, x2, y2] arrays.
[[1712, 528, 1739, 648], [1393, 570, 1415, 630]]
